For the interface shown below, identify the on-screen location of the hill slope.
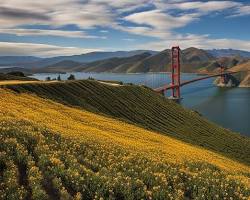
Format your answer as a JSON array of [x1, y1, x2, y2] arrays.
[[43, 48, 244, 73], [207, 49, 250, 58], [35, 60, 82, 73], [19, 50, 157, 69], [230, 60, 250, 87], [78, 53, 152, 73], [0, 87, 249, 199], [4, 80, 250, 166]]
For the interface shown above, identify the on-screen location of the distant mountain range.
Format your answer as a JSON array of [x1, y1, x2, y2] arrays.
[[0, 48, 249, 74], [207, 49, 250, 58], [33, 47, 249, 74], [0, 50, 158, 69], [0, 56, 42, 66]]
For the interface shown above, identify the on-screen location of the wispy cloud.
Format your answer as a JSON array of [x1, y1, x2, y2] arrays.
[[0, 42, 102, 57], [0, 28, 106, 39], [135, 34, 250, 52], [122, 10, 199, 39], [156, 1, 240, 13]]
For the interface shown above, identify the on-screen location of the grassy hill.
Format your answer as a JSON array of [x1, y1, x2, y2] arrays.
[[0, 82, 250, 199], [4, 80, 250, 165]]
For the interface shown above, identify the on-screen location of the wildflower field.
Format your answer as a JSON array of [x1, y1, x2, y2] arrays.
[[0, 81, 250, 199]]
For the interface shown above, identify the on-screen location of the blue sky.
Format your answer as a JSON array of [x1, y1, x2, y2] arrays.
[[0, 0, 250, 57]]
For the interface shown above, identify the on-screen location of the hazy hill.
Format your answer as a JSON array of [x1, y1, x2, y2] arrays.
[[20, 50, 158, 69], [35, 60, 82, 73], [207, 49, 250, 58], [0, 56, 41, 65], [72, 47, 217, 73], [77, 52, 152, 72], [2, 48, 249, 74]]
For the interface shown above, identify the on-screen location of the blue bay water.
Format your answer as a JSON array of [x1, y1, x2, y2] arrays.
[[31, 72, 250, 136]]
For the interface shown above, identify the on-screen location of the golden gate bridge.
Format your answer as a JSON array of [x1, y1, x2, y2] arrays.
[[153, 46, 238, 100]]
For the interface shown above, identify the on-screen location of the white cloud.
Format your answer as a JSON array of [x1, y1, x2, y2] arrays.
[[122, 10, 199, 39], [0, 1, 116, 29], [0, 29, 106, 39], [156, 1, 240, 13], [0, 42, 102, 57], [124, 10, 198, 29], [135, 34, 250, 51]]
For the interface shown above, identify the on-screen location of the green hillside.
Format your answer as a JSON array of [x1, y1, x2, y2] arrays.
[[4, 80, 250, 166]]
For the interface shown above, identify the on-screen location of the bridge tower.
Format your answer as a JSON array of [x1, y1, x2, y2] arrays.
[[171, 46, 181, 99], [220, 65, 226, 84]]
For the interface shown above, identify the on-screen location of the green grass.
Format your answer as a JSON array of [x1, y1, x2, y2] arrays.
[[3, 79, 250, 166]]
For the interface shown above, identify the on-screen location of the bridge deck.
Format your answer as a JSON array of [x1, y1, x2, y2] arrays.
[[154, 71, 237, 92]]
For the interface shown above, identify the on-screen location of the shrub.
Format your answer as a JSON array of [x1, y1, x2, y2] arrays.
[[67, 74, 75, 80]]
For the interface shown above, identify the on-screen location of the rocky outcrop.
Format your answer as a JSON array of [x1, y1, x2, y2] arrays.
[[214, 74, 240, 87]]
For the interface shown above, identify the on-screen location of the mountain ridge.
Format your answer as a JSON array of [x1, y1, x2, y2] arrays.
[[1, 48, 249, 76], [40, 48, 248, 73]]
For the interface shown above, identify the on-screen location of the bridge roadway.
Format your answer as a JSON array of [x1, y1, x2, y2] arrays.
[[154, 71, 237, 93]]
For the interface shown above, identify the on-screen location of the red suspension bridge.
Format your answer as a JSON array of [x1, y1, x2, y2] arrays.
[[154, 46, 237, 100]]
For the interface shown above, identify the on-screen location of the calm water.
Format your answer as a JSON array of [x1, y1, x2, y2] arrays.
[[31, 72, 250, 136]]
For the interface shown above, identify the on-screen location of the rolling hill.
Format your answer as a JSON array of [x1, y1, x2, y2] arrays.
[[35, 60, 82, 73], [230, 60, 250, 87], [0, 80, 249, 199], [199, 56, 247, 73], [2, 48, 249, 74], [207, 49, 250, 58], [36, 47, 247, 74], [17, 50, 157, 69], [77, 52, 152, 73]]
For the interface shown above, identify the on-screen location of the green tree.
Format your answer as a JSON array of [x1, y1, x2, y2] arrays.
[[57, 75, 61, 81], [67, 74, 75, 80]]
